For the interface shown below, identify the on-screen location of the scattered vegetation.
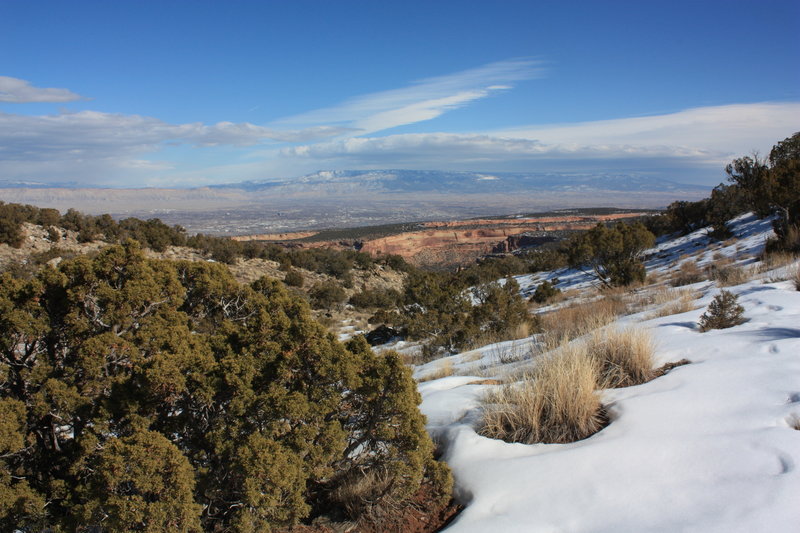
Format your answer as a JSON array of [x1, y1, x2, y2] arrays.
[[670, 259, 704, 286], [645, 288, 699, 319], [349, 286, 402, 309], [479, 342, 605, 444], [699, 290, 746, 331], [396, 272, 534, 362], [649, 132, 800, 252]]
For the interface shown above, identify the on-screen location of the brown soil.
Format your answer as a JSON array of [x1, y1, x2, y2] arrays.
[[281, 483, 462, 533]]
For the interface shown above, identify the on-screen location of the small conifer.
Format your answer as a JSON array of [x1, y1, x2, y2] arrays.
[[699, 290, 745, 331]]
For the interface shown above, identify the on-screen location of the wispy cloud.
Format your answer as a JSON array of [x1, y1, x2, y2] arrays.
[[275, 58, 545, 134], [492, 102, 800, 159], [276, 102, 800, 181], [0, 76, 83, 103]]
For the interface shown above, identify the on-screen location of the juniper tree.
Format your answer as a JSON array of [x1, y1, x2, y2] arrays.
[[566, 222, 655, 287], [0, 241, 451, 531]]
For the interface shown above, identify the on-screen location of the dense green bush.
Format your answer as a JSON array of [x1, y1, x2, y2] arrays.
[[0, 241, 450, 531], [566, 222, 655, 287], [283, 268, 304, 287], [348, 286, 401, 309], [309, 278, 347, 309], [0, 203, 25, 248], [531, 279, 561, 303]]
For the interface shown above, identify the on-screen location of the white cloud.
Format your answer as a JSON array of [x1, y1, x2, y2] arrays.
[[274, 102, 800, 182], [275, 58, 545, 134], [0, 110, 351, 184], [493, 102, 800, 159], [0, 76, 83, 103], [282, 103, 800, 164]]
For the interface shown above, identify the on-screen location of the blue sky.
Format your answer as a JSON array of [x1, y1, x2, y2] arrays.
[[1, 0, 798, 188]]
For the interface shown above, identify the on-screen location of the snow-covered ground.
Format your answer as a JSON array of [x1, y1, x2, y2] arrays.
[[416, 214, 800, 532]]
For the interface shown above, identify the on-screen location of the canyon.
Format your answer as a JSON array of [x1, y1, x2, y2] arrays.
[[232, 211, 652, 269]]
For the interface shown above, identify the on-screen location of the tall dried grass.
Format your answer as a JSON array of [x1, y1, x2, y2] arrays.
[[587, 328, 656, 388], [479, 342, 605, 444], [644, 288, 700, 319], [417, 359, 455, 382], [537, 297, 625, 351], [670, 260, 704, 287], [758, 251, 797, 273]]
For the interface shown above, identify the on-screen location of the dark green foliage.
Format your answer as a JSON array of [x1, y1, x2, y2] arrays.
[[0, 202, 25, 248], [566, 222, 655, 287], [470, 277, 530, 337], [0, 242, 450, 531], [78, 428, 202, 532], [531, 279, 561, 303], [706, 184, 744, 239], [283, 268, 304, 287], [521, 247, 568, 273], [348, 287, 401, 309], [680, 132, 800, 250], [309, 279, 347, 308], [766, 133, 800, 251], [398, 270, 533, 360], [663, 199, 711, 235], [459, 256, 527, 288], [186, 233, 244, 263], [699, 290, 745, 331]]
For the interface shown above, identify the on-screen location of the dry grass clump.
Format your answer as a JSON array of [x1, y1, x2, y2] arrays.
[[417, 359, 454, 382], [670, 260, 704, 286], [329, 470, 394, 519], [487, 339, 533, 366], [708, 263, 752, 286], [479, 342, 605, 444], [794, 266, 800, 291], [587, 328, 656, 388], [787, 413, 800, 431], [758, 251, 797, 273], [468, 320, 535, 353], [702, 255, 754, 287], [645, 288, 700, 319], [538, 297, 624, 350]]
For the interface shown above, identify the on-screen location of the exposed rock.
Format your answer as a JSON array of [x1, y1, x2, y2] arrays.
[[365, 325, 401, 346]]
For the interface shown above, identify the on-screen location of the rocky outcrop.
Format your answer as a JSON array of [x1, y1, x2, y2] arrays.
[[491, 234, 558, 254]]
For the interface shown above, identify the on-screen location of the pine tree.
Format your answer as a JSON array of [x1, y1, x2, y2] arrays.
[[699, 290, 745, 331]]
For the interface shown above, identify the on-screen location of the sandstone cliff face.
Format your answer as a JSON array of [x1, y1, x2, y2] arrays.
[[234, 213, 649, 270], [359, 214, 647, 268]]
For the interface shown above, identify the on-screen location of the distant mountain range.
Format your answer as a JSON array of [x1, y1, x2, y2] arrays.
[[209, 169, 710, 195]]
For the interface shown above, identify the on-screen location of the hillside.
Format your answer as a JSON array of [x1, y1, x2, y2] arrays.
[[406, 213, 800, 532]]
